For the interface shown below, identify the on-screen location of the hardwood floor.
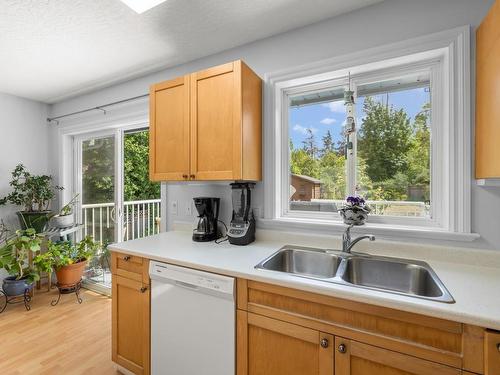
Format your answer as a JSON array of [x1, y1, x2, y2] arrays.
[[0, 288, 118, 375]]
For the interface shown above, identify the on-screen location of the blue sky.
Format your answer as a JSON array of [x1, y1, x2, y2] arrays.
[[289, 87, 430, 150]]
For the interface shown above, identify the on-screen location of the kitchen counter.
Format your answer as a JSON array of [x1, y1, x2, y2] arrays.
[[109, 230, 500, 330]]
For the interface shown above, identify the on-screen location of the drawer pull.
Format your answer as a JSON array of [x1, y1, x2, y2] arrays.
[[497, 343, 500, 352], [140, 286, 148, 293], [320, 338, 329, 348], [123, 256, 131, 261], [338, 343, 346, 354], [182, 174, 188, 179], [190, 174, 195, 179]]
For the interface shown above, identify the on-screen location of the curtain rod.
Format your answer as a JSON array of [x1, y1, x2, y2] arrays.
[[46, 93, 149, 125]]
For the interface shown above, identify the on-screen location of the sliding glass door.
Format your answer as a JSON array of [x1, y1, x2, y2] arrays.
[[74, 126, 161, 290]]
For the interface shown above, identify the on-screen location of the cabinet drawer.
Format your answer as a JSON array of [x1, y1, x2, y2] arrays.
[[111, 251, 149, 283]]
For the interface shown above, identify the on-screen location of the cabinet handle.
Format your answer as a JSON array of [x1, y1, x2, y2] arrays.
[[140, 286, 148, 293], [123, 256, 131, 261], [182, 174, 188, 179], [190, 174, 195, 179], [497, 343, 500, 352], [338, 343, 346, 354], [320, 338, 329, 348]]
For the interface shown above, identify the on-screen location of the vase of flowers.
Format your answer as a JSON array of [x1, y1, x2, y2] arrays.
[[339, 196, 371, 225]]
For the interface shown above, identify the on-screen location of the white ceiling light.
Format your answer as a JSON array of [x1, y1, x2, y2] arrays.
[[119, 0, 168, 14]]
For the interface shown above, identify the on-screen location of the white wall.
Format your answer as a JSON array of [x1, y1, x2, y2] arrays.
[[0, 93, 51, 229], [50, 0, 499, 249], [0, 93, 50, 279]]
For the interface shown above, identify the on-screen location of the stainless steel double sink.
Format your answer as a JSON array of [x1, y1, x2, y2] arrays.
[[255, 246, 454, 303]]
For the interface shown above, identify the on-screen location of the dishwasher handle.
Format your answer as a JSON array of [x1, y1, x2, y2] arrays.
[[175, 280, 199, 291]]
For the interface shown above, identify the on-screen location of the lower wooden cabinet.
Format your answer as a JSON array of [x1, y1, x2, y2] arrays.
[[485, 330, 500, 375], [236, 279, 499, 375], [334, 337, 461, 375], [112, 273, 150, 375], [238, 311, 333, 375]]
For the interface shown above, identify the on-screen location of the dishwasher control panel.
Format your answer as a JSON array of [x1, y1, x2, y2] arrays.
[[150, 261, 235, 295]]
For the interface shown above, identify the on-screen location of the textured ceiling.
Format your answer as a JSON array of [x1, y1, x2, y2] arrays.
[[0, 0, 382, 103]]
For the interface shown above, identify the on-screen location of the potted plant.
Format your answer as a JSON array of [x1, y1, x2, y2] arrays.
[[0, 164, 62, 233], [339, 196, 371, 225], [0, 228, 42, 296], [34, 236, 100, 286], [51, 194, 79, 228]]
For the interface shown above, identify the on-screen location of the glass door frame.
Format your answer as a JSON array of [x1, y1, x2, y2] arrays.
[[73, 122, 150, 243], [74, 128, 124, 243]]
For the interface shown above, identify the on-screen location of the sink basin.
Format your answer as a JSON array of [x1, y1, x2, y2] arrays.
[[255, 246, 341, 279], [255, 246, 454, 303], [340, 256, 453, 302]]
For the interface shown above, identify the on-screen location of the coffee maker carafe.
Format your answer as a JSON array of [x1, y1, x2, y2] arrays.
[[192, 197, 221, 242], [228, 183, 255, 245]]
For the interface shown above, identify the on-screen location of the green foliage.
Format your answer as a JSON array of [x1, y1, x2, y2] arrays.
[[124, 131, 160, 201], [0, 228, 43, 282], [81, 131, 160, 204], [33, 236, 100, 273], [358, 97, 413, 182], [1, 164, 62, 212], [301, 128, 319, 158], [319, 151, 346, 199], [321, 130, 335, 156], [82, 138, 115, 204], [407, 103, 431, 186], [290, 98, 431, 202], [291, 148, 320, 178]]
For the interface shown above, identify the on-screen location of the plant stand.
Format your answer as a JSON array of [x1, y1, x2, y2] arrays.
[[0, 288, 33, 313], [51, 280, 83, 306]]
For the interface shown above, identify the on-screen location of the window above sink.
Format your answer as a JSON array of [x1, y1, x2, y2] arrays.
[[262, 27, 478, 243]]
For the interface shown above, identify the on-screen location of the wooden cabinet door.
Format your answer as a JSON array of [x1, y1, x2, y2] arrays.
[[112, 275, 150, 375], [485, 330, 500, 375], [237, 311, 333, 375], [334, 337, 461, 375], [149, 75, 190, 181], [190, 61, 242, 180], [476, 0, 500, 178]]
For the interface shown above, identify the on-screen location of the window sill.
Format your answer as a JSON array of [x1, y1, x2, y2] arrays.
[[257, 217, 480, 243]]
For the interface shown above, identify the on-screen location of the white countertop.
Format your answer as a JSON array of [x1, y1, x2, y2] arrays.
[[109, 230, 500, 330]]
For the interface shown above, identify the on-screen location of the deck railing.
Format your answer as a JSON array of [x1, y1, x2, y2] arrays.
[[82, 199, 161, 243]]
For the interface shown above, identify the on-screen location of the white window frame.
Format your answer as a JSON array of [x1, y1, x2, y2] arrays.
[[262, 26, 478, 242]]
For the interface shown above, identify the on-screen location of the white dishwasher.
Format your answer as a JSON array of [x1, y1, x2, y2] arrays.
[[149, 261, 235, 375]]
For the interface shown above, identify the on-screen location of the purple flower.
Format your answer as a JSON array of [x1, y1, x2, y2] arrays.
[[345, 195, 366, 207]]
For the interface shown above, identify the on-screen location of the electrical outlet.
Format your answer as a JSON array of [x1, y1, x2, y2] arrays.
[[185, 202, 192, 216], [171, 200, 178, 215], [253, 206, 262, 218]]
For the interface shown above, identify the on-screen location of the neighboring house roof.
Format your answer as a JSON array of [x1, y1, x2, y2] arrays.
[[291, 174, 323, 184]]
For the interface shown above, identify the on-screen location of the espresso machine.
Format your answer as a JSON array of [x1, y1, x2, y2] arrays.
[[228, 183, 255, 245], [192, 197, 221, 242]]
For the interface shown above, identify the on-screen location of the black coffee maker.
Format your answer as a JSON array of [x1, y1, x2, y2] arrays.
[[192, 197, 221, 242], [228, 183, 255, 245]]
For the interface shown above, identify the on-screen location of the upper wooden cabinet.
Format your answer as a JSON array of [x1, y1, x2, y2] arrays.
[[149, 76, 190, 181], [149, 60, 262, 182], [476, 0, 500, 178]]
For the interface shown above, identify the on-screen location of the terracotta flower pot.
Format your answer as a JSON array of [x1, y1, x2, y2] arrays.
[[55, 260, 87, 286]]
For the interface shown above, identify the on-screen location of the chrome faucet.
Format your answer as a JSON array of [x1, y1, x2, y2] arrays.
[[342, 225, 375, 254]]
